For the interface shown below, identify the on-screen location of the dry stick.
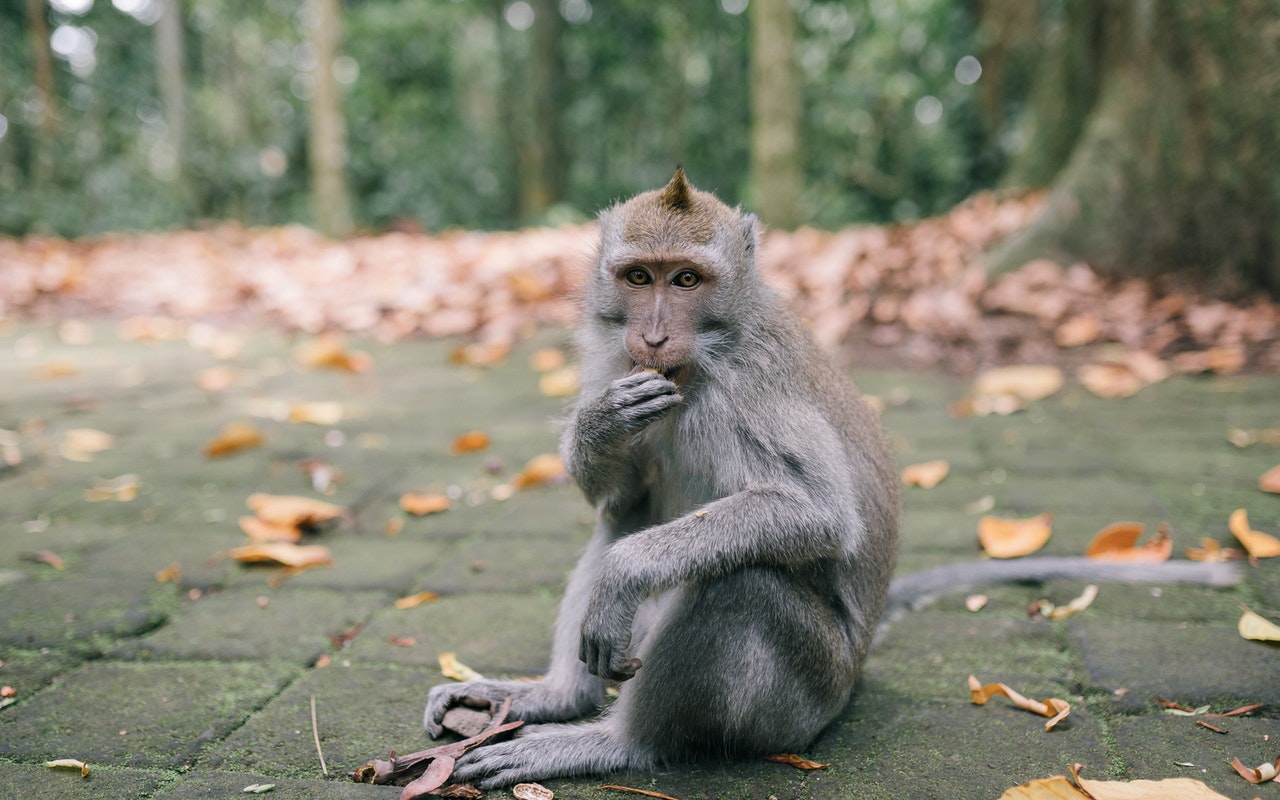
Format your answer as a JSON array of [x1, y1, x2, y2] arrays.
[[311, 694, 329, 776]]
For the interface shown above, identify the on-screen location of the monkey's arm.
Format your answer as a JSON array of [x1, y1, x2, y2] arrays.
[[561, 371, 681, 517], [579, 478, 852, 680]]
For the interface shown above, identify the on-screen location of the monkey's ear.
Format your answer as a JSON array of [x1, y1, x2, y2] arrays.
[[741, 212, 761, 255], [658, 167, 694, 212]]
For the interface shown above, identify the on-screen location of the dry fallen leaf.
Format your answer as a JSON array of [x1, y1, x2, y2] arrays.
[[84, 474, 139, 502], [1031, 584, 1099, 621], [204, 421, 265, 459], [968, 675, 1071, 731], [388, 636, 418, 647], [23, 550, 66, 570], [1184, 538, 1244, 563], [238, 516, 304, 543], [155, 563, 182, 583], [965, 594, 989, 612], [399, 493, 451, 516], [1238, 605, 1280, 642], [60, 428, 114, 462], [1259, 465, 1280, 494], [287, 401, 345, 425], [450, 431, 491, 455], [294, 333, 373, 373], [974, 365, 1065, 402], [1084, 521, 1172, 562], [450, 342, 510, 367], [395, 590, 442, 610], [510, 453, 568, 490], [764, 753, 830, 770], [538, 366, 580, 397], [227, 543, 333, 569], [512, 783, 555, 800], [1227, 508, 1280, 560], [1230, 753, 1280, 784], [1000, 763, 1234, 799], [36, 359, 79, 380], [44, 758, 90, 778], [596, 787, 682, 800], [978, 512, 1053, 559], [439, 652, 483, 682], [901, 460, 950, 488], [246, 493, 345, 529], [529, 348, 566, 372]]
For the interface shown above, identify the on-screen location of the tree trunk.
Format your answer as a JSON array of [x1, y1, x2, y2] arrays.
[[155, 0, 193, 218], [25, 0, 57, 186], [989, 0, 1280, 297], [749, 0, 802, 229], [517, 0, 566, 221], [308, 0, 354, 237]]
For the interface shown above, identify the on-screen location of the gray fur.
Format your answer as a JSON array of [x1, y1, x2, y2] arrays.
[[424, 172, 900, 788]]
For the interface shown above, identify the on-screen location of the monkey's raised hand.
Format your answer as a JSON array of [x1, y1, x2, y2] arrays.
[[590, 370, 683, 438]]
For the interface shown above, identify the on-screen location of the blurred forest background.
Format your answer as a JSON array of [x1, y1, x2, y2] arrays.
[[1, 0, 1278, 297]]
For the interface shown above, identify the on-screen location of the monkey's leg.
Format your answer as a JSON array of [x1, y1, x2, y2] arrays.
[[452, 568, 857, 787], [424, 525, 611, 736]]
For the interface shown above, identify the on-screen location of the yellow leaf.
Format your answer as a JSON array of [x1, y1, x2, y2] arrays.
[[439, 652, 483, 682], [973, 365, 1064, 402], [968, 675, 1070, 731], [1238, 605, 1280, 642], [528, 348, 566, 372], [997, 775, 1086, 800], [450, 431, 491, 455], [978, 512, 1052, 559], [245, 494, 344, 528], [1259, 464, 1280, 494], [294, 333, 373, 373], [1085, 521, 1172, 563], [204, 421, 265, 459], [287, 401, 345, 425], [399, 493, 451, 516], [227, 543, 333, 569], [901, 460, 950, 489], [238, 516, 303, 543], [1184, 538, 1244, 563], [538, 366, 580, 397], [83, 474, 139, 502], [510, 454, 568, 490], [1228, 508, 1280, 560], [44, 759, 90, 778], [60, 428, 114, 462], [394, 591, 441, 610]]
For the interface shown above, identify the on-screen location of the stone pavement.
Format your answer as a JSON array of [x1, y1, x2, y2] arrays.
[[0, 319, 1277, 800]]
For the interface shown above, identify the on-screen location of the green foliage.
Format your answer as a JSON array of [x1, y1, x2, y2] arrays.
[[0, 0, 1002, 236]]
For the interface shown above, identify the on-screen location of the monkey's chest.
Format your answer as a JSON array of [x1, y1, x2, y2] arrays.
[[635, 437, 723, 523]]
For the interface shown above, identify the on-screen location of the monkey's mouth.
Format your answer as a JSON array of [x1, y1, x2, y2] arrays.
[[632, 362, 693, 387]]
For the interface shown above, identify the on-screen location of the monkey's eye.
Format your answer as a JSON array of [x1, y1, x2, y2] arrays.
[[672, 270, 701, 288], [623, 268, 651, 286]]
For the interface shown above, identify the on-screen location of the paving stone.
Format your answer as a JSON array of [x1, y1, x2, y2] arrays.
[[1110, 716, 1277, 800], [0, 574, 180, 655], [0, 761, 171, 800], [150, 769, 400, 798], [0, 661, 299, 769], [1071, 620, 1280, 709], [115, 587, 390, 664]]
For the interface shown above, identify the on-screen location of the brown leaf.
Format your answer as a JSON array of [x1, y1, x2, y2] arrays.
[[1184, 538, 1244, 563], [1084, 521, 1172, 563], [538, 366, 580, 397], [23, 550, 66, 570], [203, 421, 265, 458], [394, 591, 441, 610], [596, 786, 683, 800], [245, 493, 345, 529], [450, 342, 510, 368], [239, 516, 303, 543], [84, 474, 139, 502], [286, 401, 346, 425], [1228, 508, 1280, 560], [528, 348, 566, 372], [978, 512, 1053, 559], [388, 636, 418, 648], [227, 543, 333, 568], [60, 428, 114, 462], [968, 675, 1071, 731], [1078, 363, 1145, 399], [155, 563, 182, 583], [295, 333, 373, 373], [399, 493, 451, 516], [764, 753, 830, 770], [450, 431, 491, 455], [973, 365, 1064, 403], [1031, 584, 1098, 621], [1230, 753, 1280, 784], [509, 453, 568, 490], [900, 460, 950, 488], [1259, 464, 1280, 494]]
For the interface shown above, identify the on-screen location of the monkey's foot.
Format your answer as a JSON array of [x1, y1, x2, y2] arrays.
[[451, 721, 652, 788]]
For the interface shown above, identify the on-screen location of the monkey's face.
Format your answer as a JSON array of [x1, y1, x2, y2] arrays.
[[616, 259, 709, 386]]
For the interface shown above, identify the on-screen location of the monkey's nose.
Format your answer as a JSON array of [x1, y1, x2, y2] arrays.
[[643, 333, 668, 349]]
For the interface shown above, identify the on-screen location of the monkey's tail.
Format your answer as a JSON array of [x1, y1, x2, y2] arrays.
[[880, 556, 1242, 632]]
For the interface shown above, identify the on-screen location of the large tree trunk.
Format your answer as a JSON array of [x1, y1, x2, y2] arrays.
[[749, 0, 802, 229], [516, 0, 566, 221], [25, 0, 57, 186], [155, 0, 193, 218], [989, 0, 1280, 297], [308, 0, 354, 237]]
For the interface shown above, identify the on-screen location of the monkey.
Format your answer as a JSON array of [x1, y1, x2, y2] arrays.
[[422, 169, 1242, 788]]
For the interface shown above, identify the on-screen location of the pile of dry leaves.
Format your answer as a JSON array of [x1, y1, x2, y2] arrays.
[[2, 192, 1278, 375]]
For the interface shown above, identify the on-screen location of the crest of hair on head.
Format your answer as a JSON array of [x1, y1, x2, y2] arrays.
[[657, 167, 694, 212]]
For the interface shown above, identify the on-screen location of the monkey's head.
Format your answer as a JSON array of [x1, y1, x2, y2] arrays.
[[590, 168, 763, 386]]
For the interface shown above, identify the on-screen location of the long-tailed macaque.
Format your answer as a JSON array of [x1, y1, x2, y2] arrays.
[[423, 170, 1240, 788]]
